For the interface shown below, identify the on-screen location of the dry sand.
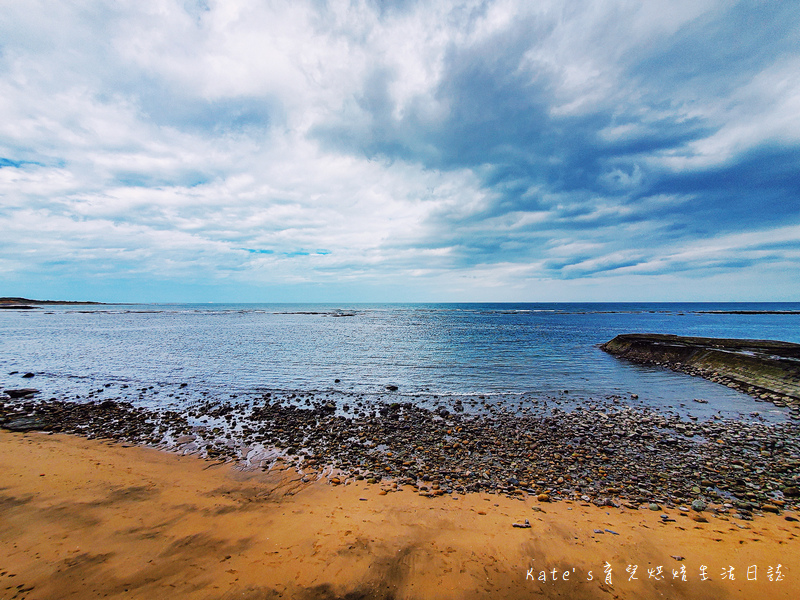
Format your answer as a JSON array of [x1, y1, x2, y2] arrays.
[[1, 431, 798, 600]]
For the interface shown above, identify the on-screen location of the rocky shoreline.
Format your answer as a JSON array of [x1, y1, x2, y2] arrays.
[[2, 386, 799, 522], [601, 333, 800, 408]]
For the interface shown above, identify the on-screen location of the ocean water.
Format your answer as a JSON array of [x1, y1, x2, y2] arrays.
[[1, 302, 799, 422]]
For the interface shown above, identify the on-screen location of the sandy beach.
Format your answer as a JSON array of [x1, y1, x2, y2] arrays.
[[1, 431, 797, 600]]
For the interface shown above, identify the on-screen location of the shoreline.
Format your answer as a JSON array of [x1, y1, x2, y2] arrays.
[[1, 430, 798, 599], [2, 393, 800, 518]]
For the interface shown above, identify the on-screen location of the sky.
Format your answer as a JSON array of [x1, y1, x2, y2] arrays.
[[1, 0, 799, 303]]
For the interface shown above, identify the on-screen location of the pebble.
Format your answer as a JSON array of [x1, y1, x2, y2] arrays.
[[660, 515, 676, 523], [512, 519, 531, 528]]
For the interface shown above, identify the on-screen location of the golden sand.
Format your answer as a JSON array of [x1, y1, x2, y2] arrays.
[[1, 431, 798, 599]]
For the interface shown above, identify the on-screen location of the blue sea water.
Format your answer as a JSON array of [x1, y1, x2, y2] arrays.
[[1, 302, 799, 421]]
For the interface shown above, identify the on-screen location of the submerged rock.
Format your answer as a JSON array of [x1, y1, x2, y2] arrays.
[[4, 388, 39, 399]]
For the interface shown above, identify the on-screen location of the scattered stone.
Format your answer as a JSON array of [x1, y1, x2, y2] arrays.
[[649, 503, 661, 511], [660, 515, 676, 523], [512, 519, 531, 528], [691, 499, 707, 512]]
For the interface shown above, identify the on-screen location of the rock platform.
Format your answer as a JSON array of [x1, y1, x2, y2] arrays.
[[601, 334, 800, 408]]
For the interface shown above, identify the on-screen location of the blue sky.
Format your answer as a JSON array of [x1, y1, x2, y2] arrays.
[[1, 0, 798, 302]]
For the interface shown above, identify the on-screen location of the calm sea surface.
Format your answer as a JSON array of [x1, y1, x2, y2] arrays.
[[2, 302, 799, 421]]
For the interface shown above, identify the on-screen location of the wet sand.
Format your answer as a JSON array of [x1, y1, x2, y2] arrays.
[[1, 431, 798, 600]]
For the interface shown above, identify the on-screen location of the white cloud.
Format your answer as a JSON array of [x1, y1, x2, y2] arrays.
[[0, 0, 798, 301], [680, 56, 800, 165]]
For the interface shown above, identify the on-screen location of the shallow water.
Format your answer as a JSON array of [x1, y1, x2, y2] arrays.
[[1, 302, 798, 422]]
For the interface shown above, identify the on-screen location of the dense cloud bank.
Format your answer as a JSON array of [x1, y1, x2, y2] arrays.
[[1, 1, 798, 301]]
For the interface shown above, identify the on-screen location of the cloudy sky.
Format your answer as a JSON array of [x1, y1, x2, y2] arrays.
[[1, 0, 798, 302]]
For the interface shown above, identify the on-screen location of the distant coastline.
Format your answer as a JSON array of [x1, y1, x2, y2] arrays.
[[2, 299, 800, 310], [0, 297, 106, 309]]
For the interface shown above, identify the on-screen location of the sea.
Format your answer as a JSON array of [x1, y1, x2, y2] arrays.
[[2, 302, 799, 423]]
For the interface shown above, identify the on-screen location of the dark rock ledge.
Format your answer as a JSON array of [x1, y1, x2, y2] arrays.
[[601, 334, 800, 408]]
